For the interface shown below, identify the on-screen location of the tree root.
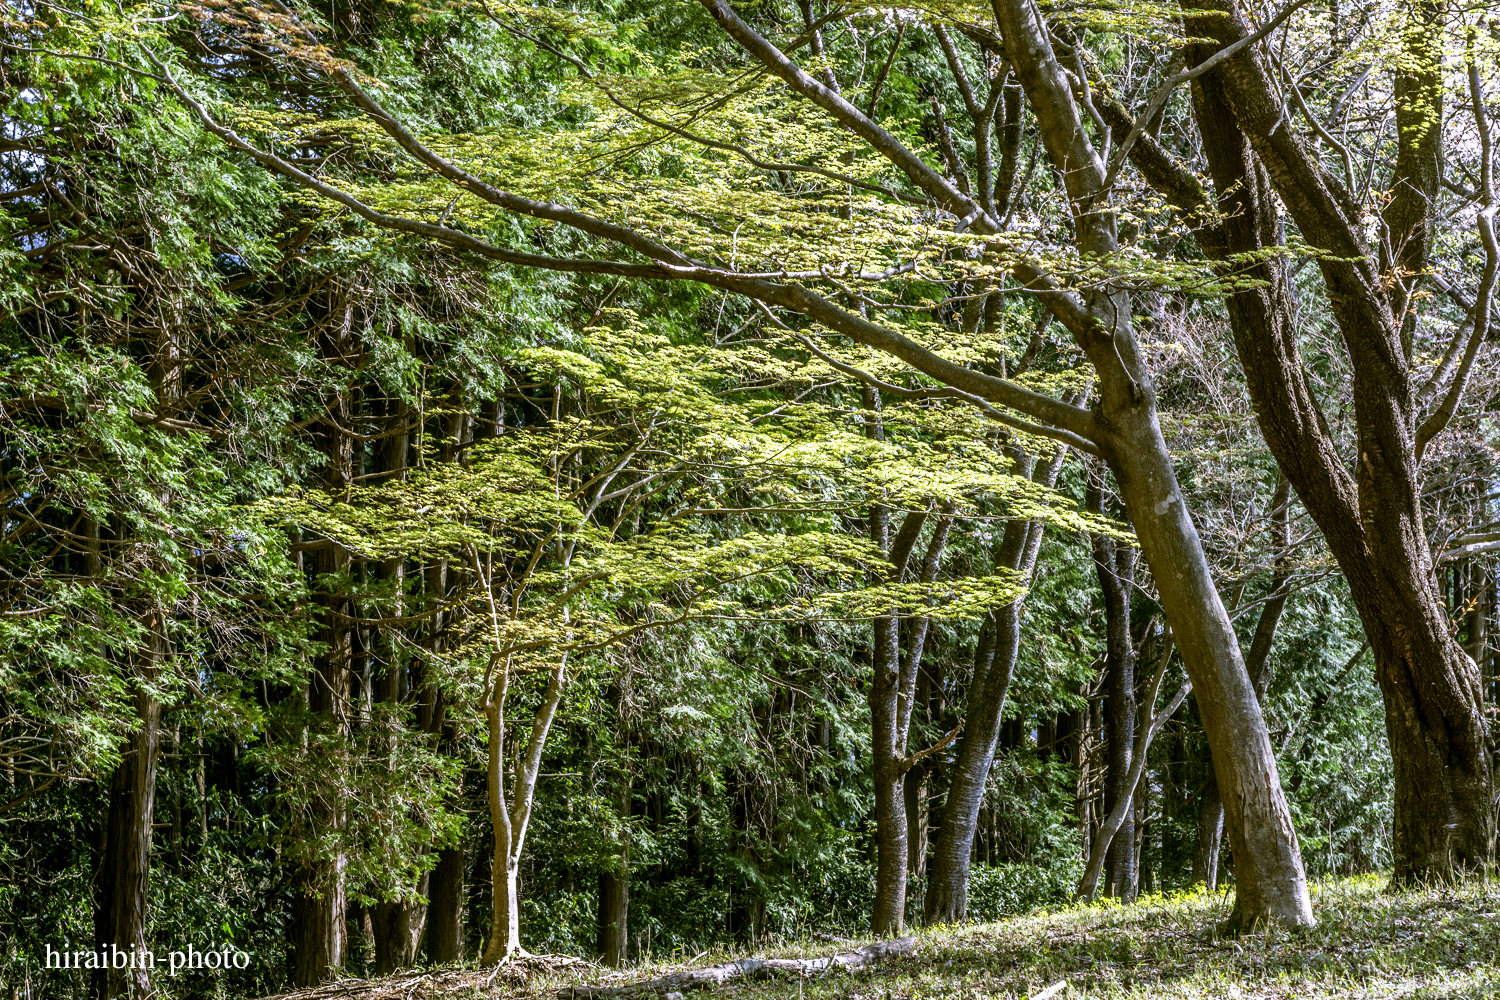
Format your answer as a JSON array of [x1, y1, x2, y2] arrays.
[[557, 936, 921, 998]]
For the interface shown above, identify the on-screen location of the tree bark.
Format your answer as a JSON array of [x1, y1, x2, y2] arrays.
[[1091, 487, 1138, 901], [426, 845, 465, 964], [985, 0, 1313, 927], [1178, 0, 1493, 881], [373, 873, 427, 975], [90, 632, 162, 1000], [597, 869, 629, 967]]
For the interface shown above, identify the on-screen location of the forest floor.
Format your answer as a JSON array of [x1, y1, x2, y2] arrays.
[[282, 875, 1500, 1000]]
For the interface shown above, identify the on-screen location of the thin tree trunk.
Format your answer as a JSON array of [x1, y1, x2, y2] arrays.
[[480, 655, 567, 965], [924, 442, 1068, 924], [904, 760, 930, 880], [869, 600, 909, 934], [866, 385, 920, 935], [1076, 661, 1191, 902], [1091, 488, 1138, 902], [1192, 769, 1223, 890]]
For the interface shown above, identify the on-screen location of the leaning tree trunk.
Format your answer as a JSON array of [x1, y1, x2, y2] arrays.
[[1191, 477, 1291, 887], [990, 0, 1314, 927]]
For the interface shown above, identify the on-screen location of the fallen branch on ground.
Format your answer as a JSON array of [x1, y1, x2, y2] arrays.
[[557, 937, 920, 997]]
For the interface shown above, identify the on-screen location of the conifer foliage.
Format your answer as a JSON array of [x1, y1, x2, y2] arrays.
[[1, 0, 1498, 995]]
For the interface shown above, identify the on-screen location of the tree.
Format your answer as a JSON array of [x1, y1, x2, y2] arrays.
[[141, 0, 1315, 927], [1173, 0, 1496, 882]]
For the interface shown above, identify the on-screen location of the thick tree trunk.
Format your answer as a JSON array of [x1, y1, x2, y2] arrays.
[[90, 645, 162, 1000], [1192, 478, 1289, 893], [289, 861, 346, 988], [597, 870, 629, 966], [427, 846, 464, 964], [1178, 12, 1494, 881], [372, 873, 427, 974]]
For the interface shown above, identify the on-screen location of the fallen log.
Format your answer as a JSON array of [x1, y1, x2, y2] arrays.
[[558, 936, 920, 998]]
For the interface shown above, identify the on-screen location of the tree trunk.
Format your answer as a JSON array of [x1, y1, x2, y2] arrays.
[[289, 857, 347, 988], [1191, 478, 1292, 890], [597, 870, 629, 966], [1177, 8, 1493, 881], [290, 306, 356, 987], [373, 874, 427, 974], [480, 656, 567, 965], [598, 767, 632, 967], [869, 606, 909, 935], [90, 638, 162, 1000], [924, 445, 1066, 924], [427, 846, 465, 964], [1192, 770, 1223, 890], [990, 0, 1314, 927], [289, 550, 351, 984], [904, 763, 929, 880], [866, 387, 923, 936], [482, 695, 522, 964], [1091, 494, 1138, 902]]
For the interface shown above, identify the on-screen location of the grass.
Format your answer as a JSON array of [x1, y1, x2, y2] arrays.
[[287, 876, 1500, 1000]]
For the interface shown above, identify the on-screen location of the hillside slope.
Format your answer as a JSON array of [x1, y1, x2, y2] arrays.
[[267, 877, 1500, 1000]]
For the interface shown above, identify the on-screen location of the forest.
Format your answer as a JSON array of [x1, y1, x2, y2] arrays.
[[1, 0, 1498, 995]]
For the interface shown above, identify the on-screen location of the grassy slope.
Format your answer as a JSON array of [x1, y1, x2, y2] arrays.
[[277, 877, 1500, 1000], [540, 876, 1500, 999]]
